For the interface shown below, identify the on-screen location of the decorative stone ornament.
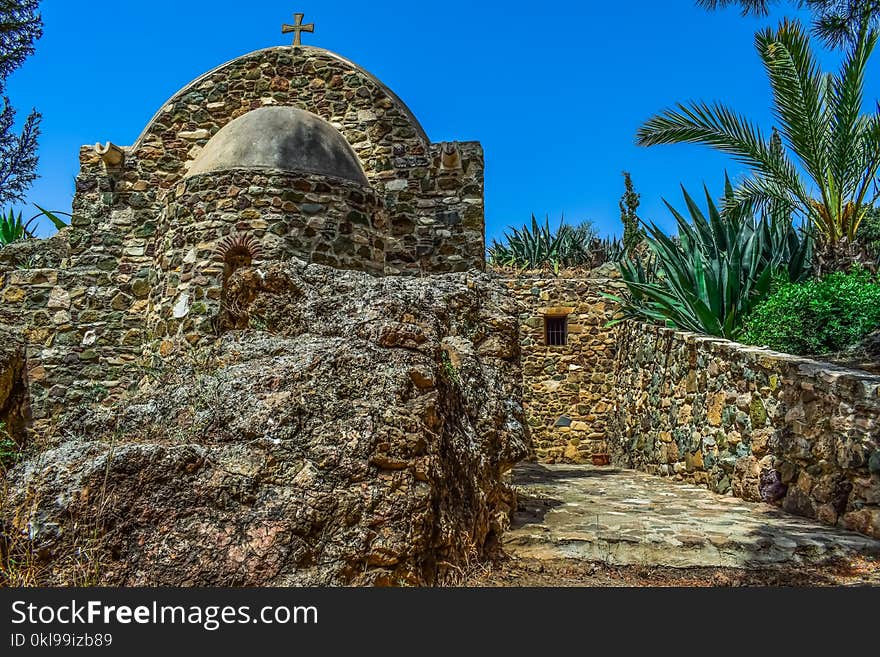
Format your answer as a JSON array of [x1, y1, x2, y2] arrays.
[[94, 142, 125, 169]]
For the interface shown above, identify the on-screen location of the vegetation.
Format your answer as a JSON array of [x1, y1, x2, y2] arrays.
[[0, 421, 18, 471], [858, 205, 880, 262], [595, 235, 626, 265], [697, 0, 880, 48], [487, 215, 627, 273], [620, 171, 645, 254], [0, 1, 42, 206], [609, 183, 812, 337], [487, 215, 598, 272], [740, 267, 880, 353], [637, 18, 880, 274], [0, 477, 106, 586], [0, 207, 32, 244], [0, 204, 68, 246]]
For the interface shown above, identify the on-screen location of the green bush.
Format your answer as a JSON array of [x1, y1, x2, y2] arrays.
[[740, 268, 880, 355], [0, 421, 19, 472], [858, 206, 880, 261]]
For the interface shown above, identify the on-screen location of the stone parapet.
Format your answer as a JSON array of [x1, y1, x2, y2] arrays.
[[610, 322, 880, 539]]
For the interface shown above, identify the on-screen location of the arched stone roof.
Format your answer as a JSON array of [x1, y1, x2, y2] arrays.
[[132, 46, 429, 154], [186, 106, 368, 184]]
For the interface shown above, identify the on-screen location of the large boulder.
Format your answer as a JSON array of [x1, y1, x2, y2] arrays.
[[2, 261, 528, 585]]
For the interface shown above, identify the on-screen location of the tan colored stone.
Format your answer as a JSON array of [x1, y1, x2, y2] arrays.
[[409, 367, 435, 390], [9, 270, 56, 286], [796, 470, 814, 495], [678, 403, 693, 423], [52, 311, 71, 325], [707, 392, 725, 427], [28, 366, 48, 383], [842, 508, 880, 539], [47, 286, 71, 310], [816, 504, 839, 526], [179, 128, 210, 140], [750, 428, 772, 457]]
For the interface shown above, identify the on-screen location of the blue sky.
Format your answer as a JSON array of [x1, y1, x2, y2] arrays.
[[6, 0, 880, 241]]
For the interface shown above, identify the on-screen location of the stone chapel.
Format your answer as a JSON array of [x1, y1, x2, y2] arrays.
[[0, 29, 485, 424]]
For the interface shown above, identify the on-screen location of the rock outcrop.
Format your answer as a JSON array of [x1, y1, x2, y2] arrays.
[[3, 261, 528, 585], [0, 327, 27, 443]]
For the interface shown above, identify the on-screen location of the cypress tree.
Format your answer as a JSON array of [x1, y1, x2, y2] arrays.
[[620, 171, 644, 254]]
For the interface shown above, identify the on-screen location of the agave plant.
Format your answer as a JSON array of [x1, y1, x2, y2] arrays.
[[0, 204, 70, 247], [33, 204, 70, 231], [487, 215, 598, 273], [0, 209, 34, 246], [588, 235, 626, 268], [637, 18, 880, 274], [608, 185, 812, 338]]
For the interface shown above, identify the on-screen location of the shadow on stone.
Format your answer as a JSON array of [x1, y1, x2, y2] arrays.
[[510, 493, 564, 529], [513, 462, 620, 486]]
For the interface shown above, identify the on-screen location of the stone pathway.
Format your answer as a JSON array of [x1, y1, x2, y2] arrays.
[[505, 463, 880, 568]]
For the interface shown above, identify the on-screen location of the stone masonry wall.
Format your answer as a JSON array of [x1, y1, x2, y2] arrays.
[[0, 221, 149, 428], [501, 271, 624, 463], [610, 322, 880, 539], [116, 46, 484, 275], [148, 170, 384, 348], [0, 45, 485, 425]]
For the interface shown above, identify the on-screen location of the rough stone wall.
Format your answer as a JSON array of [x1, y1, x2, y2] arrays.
[[0, 45, 485, 423], [610, 322, 880, 539], [500, 272, 623, 463], [113, 45, 484, 275], [0, 327, 27, 441], [0, 227, 147, 425], [148, 170, 384, 347]]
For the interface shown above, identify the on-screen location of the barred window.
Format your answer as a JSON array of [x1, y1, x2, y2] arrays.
[[544, 315, 568, 346]]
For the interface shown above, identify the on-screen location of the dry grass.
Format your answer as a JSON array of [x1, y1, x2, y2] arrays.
[[0, 473, 109, 587], [0, 426, 113, 587]]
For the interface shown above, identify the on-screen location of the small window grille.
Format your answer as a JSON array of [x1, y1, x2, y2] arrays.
[[545, 315, 568, 346]]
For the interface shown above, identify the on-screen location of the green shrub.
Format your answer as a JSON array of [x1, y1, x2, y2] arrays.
[[740, 268, 880, 355]]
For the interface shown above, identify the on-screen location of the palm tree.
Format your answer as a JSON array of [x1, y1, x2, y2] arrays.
[[697, 0, 880, 48], [637, 18, 880, 273]]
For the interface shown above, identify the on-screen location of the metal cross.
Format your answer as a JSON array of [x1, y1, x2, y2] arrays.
[[282, 13, 315, 46]]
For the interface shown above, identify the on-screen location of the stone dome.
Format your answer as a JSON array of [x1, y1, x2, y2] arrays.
[[186, 106, 368, 184]]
